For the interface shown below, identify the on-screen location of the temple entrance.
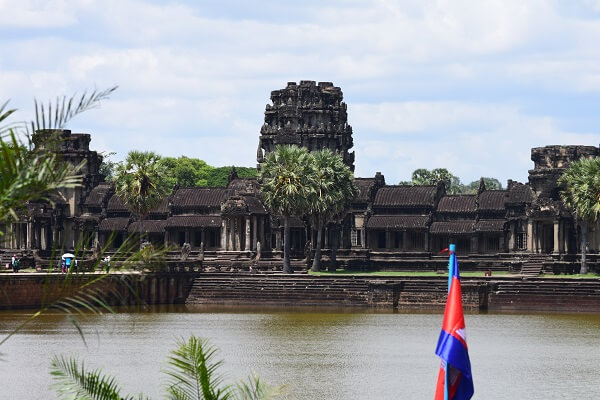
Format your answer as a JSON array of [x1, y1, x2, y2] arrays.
[[541, 223, 554, 253]]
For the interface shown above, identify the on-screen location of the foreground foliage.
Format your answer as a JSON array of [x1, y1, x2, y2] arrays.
[[51, 336, 282, 400]]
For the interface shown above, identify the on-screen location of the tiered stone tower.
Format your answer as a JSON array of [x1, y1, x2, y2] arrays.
[[256, 81, 355, 171]]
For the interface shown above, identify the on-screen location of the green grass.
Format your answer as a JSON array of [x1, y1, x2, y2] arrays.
[[309, 270, 600, 278]]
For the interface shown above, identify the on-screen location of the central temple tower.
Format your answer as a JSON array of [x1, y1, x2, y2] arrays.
[[256, 80, 355, 171]]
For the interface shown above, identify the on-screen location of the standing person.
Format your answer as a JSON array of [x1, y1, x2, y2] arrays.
[[11, 254, 19, 273], [60, 259, 66, 273]]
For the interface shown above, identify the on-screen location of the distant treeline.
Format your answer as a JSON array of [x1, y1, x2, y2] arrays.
[[101, 154, 257, 188]]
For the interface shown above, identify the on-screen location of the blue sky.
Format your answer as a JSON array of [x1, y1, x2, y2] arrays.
[[1, 0, 599, 186]]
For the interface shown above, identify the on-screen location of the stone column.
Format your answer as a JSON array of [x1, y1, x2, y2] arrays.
[[385, 230, 391, 250], [361, 228, 367, 248], [252, 216, 258, 250], [324, 227, 329, 248], [26, 222, 33, 249], [41, 225, 47, 250], [402, 231, 408, 251], [245, 217, 251, 251], [221, 220, 226, 250], [275, 229, 282, 251], [527, 220, 534, 252], [471, 236, 478, 254], [499, 235, 505, 252], [507, 224, 515, 251], [553, 220, 559, 254]]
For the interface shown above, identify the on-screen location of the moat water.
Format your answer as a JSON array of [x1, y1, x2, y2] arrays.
[[1, 305, 599, 399]]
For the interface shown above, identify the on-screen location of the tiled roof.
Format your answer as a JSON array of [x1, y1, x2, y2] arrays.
[[437, 195, 476, 213], [128, 220, 167, 233], [98, 217, 130, 232], [507, 183, 535, 204], [478, 190, 507, 211], [366, 215, 430, 229], [166, 215, 222, 228], [228, 178, 260, 194], [475, 219, 505, 232], [353, 178, 375, 203], [107, 194, 128, 212], [171, 188, 229, 209], [149, 197, 170, 216], [374, 185, 438, 208], [84, 183, 112, 207], [430, 221, 474, 235]]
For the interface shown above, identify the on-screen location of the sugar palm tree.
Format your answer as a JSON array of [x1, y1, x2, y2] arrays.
[[259, 145, 315, 274], [558, 157, 600, 274], [308, 149, 357, 272], [114, 151, 170, 244], [50, 336, 281, 400]]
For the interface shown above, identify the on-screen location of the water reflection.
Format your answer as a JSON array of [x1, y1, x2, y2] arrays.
[[1, 307, 599, 399]]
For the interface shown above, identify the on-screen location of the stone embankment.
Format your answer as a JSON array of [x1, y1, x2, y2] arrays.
[[2, 273, 600, 312], [186, 274, 600, 312]]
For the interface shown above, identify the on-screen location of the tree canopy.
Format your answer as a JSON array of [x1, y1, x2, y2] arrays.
[[558, 157, 600, 274], [259, 145, 315, 273], [400, 168, 502, 194]]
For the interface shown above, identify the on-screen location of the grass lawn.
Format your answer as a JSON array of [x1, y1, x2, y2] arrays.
[[309, 269, 600, 279]]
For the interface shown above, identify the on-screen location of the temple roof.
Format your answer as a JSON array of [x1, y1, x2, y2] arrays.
[[437, 195, 476, 213], [374, 185, 438, 208], [430, 221, 474, 235], [166, 215, 222, 228], [475, 219, 505, 232], [84, 183, 112, 207], [107, 194, 128, 212], [148, 197, 170, 216], [171, 188, 229, 209], [128, 220, 167, 233], [98, 217, 130, 232], [366, 215, 430, 229], [478, 190, 508, 211]]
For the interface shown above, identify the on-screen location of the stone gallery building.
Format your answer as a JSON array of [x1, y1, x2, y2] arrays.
[[3, 81, 599, 271]]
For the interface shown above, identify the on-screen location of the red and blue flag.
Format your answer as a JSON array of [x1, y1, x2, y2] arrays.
[[434, 244, 474, 400]]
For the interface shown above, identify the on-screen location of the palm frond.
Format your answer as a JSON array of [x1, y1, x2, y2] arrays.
[[233, 373, 284, 400], [50, 355, 125, 400], [164, 336, 232, 400], [26, 86, 118, 136]]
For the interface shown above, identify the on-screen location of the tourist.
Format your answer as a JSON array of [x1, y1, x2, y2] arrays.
[[60, 259, 67, 274], [11, 254, 19, 273], [103, 255, 111, 273]]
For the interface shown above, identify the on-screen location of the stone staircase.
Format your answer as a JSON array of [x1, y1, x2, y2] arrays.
[[489, 279, 600, 311], [520, 254, 549, 276], [186, 274, 372, 307]]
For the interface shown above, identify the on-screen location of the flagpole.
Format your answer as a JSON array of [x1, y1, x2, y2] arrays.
[[444, 243, 456, 400]]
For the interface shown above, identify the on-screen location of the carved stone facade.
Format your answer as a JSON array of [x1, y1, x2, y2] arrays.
[[258, 81, 355, 171], [3, 83, 599, 271]]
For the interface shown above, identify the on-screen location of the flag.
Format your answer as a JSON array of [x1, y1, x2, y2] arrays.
[[435, 244, 474, 400]]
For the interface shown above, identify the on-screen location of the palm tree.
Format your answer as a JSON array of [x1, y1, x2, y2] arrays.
[[50, 336, 281, 400], [308, 149, 357, 272], [114, 151, 170, 245], [558, 157, 600, 274], [259, 145, 315, 274]]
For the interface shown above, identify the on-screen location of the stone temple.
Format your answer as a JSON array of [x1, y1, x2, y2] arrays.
[[2, 81, 599, 273]]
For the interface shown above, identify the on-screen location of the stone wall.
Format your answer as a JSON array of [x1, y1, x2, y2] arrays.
[[0, 273, 196, 310]]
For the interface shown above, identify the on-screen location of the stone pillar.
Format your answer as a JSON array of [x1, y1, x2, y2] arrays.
[[507, 224, 515, 251], [275, 229, 282, 251], [245, 217, 251, 251], [26, 222, 33, 249], [41, 225, 47, 250], [499, 235, 505, 252], [553, 220, 559, 254], [200, 228, 205, 248], [471, 236, 478, 254], [221, 220, 227, 250], [362, 228, 367, 248], [165, 230, 170, 247], [324, 227, 329, 248], [402, 231, 408, 251], [252, 216, 258, 250], [527, 220, 534, 252], [385, 230, 391, 250], [424, 232, 429, 251]]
